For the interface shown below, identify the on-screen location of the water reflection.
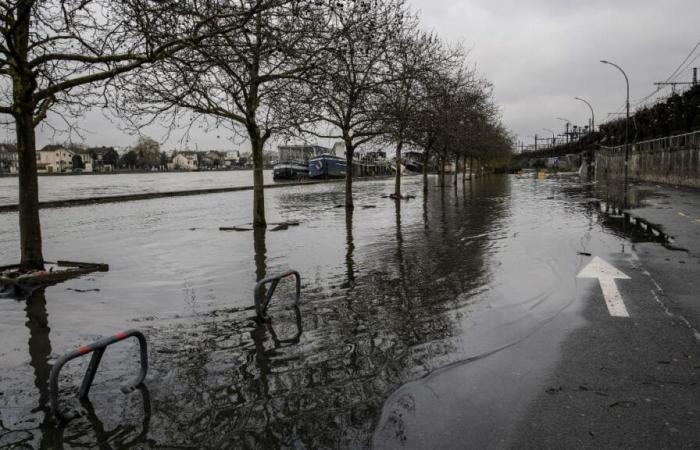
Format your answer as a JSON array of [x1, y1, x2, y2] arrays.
[[24, 288, 63, 449], [422, 191, 429, 230], [25, 289, 52, 414], [4, 176, 522, 448], [345, 209, 355, 288], [67, 386, 153, 448], [135, 181, 506, 447]]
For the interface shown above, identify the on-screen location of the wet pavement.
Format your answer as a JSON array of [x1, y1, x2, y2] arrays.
[[0, 174, 699, 448]]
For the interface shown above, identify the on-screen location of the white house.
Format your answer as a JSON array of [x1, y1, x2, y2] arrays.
[[37, 146, 74, 173], [224, 150, 240, 167], [171, 152, 198, 170]]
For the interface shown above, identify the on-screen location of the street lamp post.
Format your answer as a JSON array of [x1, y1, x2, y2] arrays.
[[574, 96, 595, 132], [543, 128, 556, 148], [555, 117, 571, 143], [601, 60, 630, 181]]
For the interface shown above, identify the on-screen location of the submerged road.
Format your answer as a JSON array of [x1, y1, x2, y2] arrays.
[[374, 179, 700, 449], [0, 174, 698, 448]]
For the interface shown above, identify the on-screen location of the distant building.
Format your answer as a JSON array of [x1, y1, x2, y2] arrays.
[[331, 142, 347, 157], [278, 145, 331, 163], [361, 150, 387, 162], [200, 150, 226, 168], [87, 146, 117, 172], [224, 150, 240, 167], [72, 148, 94, 172], [37, 145, 74, 173], [0, 143, 18, 173], [239, 152, 252, 168], [170, 151, 199, 171]]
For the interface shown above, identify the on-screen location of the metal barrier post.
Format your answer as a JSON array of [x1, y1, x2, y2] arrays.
[[50, 329, 148, 422], [78, 348, 105, 399], [254, 271, 301, 320]]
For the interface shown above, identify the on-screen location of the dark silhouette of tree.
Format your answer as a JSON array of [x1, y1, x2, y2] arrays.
[[377, 31, 459, 196], [120, 150, 138, 168], [300, 0, 410, 208], [71, 154, 84, 170], [0, 0, 217, 269], [118, 0, 333, 227], [133, 136, 160, 168], [103, 148, 119, 167]]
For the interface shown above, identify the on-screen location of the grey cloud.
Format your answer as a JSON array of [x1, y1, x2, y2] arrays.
[[36, 0, 700, 149]]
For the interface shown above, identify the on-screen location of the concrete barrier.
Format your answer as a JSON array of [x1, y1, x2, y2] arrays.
[[596, 131, 700, 188]]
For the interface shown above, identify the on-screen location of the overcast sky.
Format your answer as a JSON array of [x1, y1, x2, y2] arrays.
[[25, 0, 700, 151]]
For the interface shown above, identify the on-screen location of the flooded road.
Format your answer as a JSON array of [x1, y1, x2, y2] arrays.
[[0, 174, 698, 448]]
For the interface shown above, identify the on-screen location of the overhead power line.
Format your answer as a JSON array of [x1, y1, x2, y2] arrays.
[[666, 39, 700, 82]]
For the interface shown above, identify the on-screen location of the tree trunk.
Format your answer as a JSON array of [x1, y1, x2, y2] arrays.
[[13, 1, 44, 271], [17, 106, 44, 270], [469, 156, 474, 182], [394, 141, 403, 196], [422, 149, 429, 192], [344, 139, 354, 209], [439, 157, 445, 188], [249, 130, 266, 228], [462, 154, 467, 183], [453, 158, 458, 186]]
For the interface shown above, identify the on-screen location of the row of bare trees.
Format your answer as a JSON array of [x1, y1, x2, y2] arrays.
[[1, 0, 512, 271]]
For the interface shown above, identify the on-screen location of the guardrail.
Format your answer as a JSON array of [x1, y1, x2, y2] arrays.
[[600, 130, 700, 153], [49, 329, 148, 421], [254, 271, 301, 321]]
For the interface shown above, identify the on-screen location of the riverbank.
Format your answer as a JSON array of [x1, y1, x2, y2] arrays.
[[0, 168, 263, 178], [0, 175, 397, 213], [0, 180, 321, 213]]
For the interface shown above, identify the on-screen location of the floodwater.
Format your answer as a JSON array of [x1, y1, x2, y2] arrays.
[[0, 170, 275, 206], [0, 174, 672, 448]]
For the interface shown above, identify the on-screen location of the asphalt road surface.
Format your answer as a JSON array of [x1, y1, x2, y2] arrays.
[[374, 178, 700, 449]]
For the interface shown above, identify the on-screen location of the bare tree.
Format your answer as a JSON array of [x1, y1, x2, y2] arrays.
[[405, 62, 505, 189], [378, 32, 459, 197], [133, 135, 160, 168], [0, 0, 215, 270], [300, 0, 409, 208], [118, 0, 331, 227]]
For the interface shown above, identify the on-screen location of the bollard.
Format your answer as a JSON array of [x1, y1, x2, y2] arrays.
[[254, 271, 301, 320], [49, 329, 148, 422]]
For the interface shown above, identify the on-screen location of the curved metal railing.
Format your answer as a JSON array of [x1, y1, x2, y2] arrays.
[[49, 329, 148, 421]]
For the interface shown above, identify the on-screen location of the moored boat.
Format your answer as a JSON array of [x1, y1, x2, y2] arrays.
[[273, 161, 309, 180], [309, 154, 346, 179]]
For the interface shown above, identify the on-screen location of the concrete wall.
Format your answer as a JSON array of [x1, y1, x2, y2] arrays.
[[596, 144, 700, 188]]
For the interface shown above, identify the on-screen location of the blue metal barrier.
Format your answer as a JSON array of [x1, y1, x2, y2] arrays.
[[49, 329, 148, 421]]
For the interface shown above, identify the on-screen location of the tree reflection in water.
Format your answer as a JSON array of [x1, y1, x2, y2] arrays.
[[6, 177, 511, 448]]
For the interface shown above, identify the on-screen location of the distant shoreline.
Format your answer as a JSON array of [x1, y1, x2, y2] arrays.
[[0, 168, 266, 178], [0, 175, 396, 213]]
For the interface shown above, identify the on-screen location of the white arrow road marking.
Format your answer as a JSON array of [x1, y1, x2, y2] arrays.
[[577, 256, 631, 318]]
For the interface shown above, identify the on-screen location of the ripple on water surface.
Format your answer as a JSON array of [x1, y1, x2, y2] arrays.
[[0, 175, 622, 448]]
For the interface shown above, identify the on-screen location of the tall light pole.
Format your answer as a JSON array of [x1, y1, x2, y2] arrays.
[[555, 117, 571, 143], [543, 128, 556, 146], [574, 96, 595, 132], [601, 60, 630, 181]]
